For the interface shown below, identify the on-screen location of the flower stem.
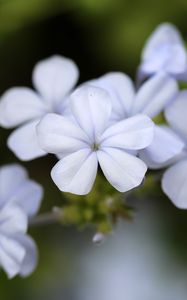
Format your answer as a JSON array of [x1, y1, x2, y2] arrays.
[[30, 208, 63, 227]]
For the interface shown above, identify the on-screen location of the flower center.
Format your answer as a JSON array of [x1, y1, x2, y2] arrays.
[[91, 143, 99, 151]]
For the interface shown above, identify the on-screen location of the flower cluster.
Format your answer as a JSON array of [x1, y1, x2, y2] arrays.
[[0, 164, 43, 278], [0, 22, 187, 278]]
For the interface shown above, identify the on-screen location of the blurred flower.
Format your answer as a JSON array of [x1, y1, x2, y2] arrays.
[[0, 164, 43, 278], [37, 85, 154, 195], [89, 71, 184, 166], [0, 55, 79, 160], [138, 23, 187, 81], [162, 91, 187, 208]]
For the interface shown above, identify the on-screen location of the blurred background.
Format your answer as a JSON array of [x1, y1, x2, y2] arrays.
[[1, 0, 187, 299]]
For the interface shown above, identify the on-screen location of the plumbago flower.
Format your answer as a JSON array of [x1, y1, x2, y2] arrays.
[[0, 164, 43, 278], [0, 55, 79, 160], [138, 23, 187, 81], [88, 72, 184, 167], [37, 85, 154, 195], [161, 91, 187, 208]]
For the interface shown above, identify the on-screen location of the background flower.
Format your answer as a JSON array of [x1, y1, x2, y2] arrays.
[[0, 164, 43, 278], [162, 91, 187, 208], [0, 55, 79, 160], [89, 72, 184, 165], [138, 23, 187, 81]]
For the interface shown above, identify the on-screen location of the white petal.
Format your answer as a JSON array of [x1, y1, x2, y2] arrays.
[[142, 23, 184, 61], [0, 164, 27, 205], [51, 149, 98, 195], [9, 180, 43, 218], [89, 72, 135, 120], [15, 234, 38, 277], [139, 125, 185, 165], [131, 72, 178, 118], [8, 120, 46, 161], [0, 88, 46, 128], [37, 113, 89, 155], [141, 44, 187, 75], [165, 90, 187, 142], [0, 204, 27, 234], [0, 234, 26, 279], [100, 114, 154, 150], [32, 55, 79, 107], [97, 148, 147, 192], [162, 159, 187, 208], [70, 85, 112, 141]]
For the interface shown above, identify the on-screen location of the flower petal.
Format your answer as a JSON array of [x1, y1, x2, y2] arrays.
[[142, 23, 183, 61], [0, 88, 46, 128], [0, 234, 26, 279], [9, 180, 43, 218], [0, 204, 27, 234], [51, 149, 98, 195], [100, 114, 154, 150], [131, 72, 178, 118], [89, 72, 135, 121], [8, 120, 46, 161], [15, 234, 38, 277], [97, 148, 147, 192], [162, 159, 187, 208], [0, 164, 27, 205], [32, 55, 79, 107], [141, 45, 187, 75], [37, 113, 89, 155], [140, 23, 187, 76], [165, 90, 187, 142], [70, 85, 112, 141], [139, 125, 185, 165]]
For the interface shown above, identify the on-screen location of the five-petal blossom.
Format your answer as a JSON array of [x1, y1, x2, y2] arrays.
[[0, 55, 79, 160], [37, 85, 154, 195]]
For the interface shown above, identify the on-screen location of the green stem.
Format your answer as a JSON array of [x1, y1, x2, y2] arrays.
[[29, 208, 62, 227]]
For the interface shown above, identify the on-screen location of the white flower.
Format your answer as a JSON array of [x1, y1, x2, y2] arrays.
[[161, 91, 187, 208], [138, 23, 187, 81], [0, 55, 79, 161], [0, 164, 43, 278], [37, 85, 154, 195], [89, 71, 184, 166]]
